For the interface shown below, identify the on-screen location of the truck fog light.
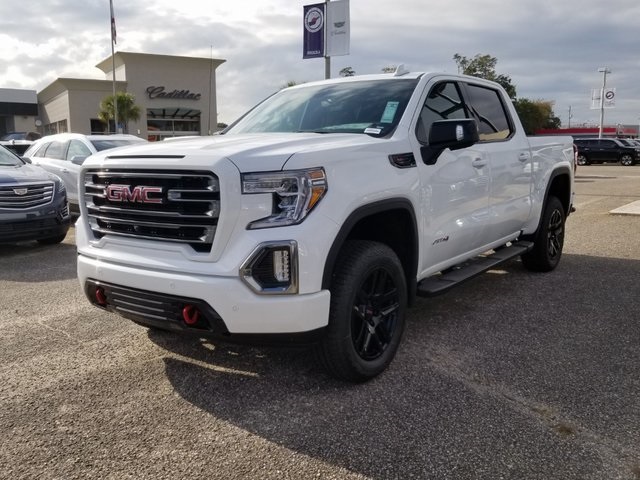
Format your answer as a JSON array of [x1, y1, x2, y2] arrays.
[[240, 241, 298, 294], [273, 249, 290, 282]]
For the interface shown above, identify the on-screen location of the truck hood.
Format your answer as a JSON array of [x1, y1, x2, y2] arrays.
[[85, 133, 385, 172], [0, 163, 57, 184]]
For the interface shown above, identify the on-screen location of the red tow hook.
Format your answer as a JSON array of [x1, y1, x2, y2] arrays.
[[95, 286, 108, 306], [182, 305, 200, 326]]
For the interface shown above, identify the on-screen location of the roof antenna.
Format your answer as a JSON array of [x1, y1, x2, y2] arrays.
[[393, 64, 409, 76]]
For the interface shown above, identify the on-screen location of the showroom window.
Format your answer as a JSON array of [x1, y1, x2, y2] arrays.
[[147, 108, 201, 141]]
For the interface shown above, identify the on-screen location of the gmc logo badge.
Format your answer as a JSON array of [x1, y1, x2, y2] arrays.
[[105, 184, 163, 204]]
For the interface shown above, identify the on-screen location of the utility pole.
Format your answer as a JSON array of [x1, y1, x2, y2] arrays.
[[597, 67, 611, 139]]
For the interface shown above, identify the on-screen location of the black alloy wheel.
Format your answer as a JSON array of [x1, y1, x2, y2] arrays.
[[351, 267, 400, 361], [521, 195, 565, 272], [545, 206, 564, 261], [316, 240, 407, 382]]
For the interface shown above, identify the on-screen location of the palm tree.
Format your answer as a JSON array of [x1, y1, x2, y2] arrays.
[[98, 92, 141, 134]]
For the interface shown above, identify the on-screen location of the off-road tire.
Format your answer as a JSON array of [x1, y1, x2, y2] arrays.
[[521, 195, 565, 272], [316, 240, 407, 382]]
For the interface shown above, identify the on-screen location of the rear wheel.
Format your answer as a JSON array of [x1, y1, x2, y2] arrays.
[[620, 154, 634, 166], [521, 195, 565, 272], [316, 240, 407, 382]]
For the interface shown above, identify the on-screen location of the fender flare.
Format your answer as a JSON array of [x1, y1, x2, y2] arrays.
[[321, 198, 419, 303], [526, 166, 572, 237]]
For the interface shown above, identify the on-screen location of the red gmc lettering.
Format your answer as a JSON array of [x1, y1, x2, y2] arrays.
[[105, 185, 163, 204]]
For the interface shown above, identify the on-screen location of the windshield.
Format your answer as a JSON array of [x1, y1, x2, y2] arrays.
[[90, 138, 145, 151], [0, 146, 23, 166], [226, 79, 419, 136]]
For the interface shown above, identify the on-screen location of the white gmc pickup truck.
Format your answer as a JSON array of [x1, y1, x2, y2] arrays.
[[77, 70, 575, 382]]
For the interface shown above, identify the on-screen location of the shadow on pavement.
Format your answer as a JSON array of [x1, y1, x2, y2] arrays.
[[146, 253, 640, 479], [0, 240, 77, 282]]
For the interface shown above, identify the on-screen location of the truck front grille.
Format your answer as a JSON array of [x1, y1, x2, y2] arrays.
[[0, 182, 54, 209], [84, 169, 219, 252]]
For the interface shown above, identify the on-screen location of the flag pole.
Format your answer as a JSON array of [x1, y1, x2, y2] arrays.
[[324, 0, 330, 79], [110, 0, 119, 134]]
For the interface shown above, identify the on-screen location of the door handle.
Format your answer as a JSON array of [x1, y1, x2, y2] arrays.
[[471, 157, 487, 168], [518, 152, 531, 162]]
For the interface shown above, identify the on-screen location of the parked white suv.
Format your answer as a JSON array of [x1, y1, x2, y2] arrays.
[[23, 133, 146, 211]]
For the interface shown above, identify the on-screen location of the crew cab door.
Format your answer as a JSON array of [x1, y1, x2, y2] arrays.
[[409, 80, 491, 274], [460, 82, 532, 239]]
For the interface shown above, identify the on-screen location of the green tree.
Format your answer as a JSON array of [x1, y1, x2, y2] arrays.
[[339, 66, 355, 77], [453, 53, 517, 99], [98, 92, 141, 134], [513, 99, 561, 135], [280, 80, 306, 90]]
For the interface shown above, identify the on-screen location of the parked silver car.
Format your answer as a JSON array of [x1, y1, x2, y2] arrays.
[[23, 133, 147, 211]]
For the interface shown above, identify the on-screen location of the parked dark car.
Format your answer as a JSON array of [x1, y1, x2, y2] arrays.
[[573, 138, 640, 166], [0, 145, 71, 245]]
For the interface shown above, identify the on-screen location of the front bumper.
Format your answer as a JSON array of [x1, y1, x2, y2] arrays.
[[78, 253, 331, 336], [0, 198, 71, 244]]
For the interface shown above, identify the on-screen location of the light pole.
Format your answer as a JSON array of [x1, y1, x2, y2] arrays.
[[597, 67, 611, 139]]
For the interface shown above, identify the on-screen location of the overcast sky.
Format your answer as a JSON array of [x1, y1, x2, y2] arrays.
[[1, 0, 639, 128]]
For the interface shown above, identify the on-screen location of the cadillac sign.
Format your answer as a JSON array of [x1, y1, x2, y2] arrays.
[[146, 86, 202, 101]]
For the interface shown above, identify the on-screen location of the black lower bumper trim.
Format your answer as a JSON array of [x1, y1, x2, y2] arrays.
[[85, 279, 229, 335], [84, 279, 326, 345]]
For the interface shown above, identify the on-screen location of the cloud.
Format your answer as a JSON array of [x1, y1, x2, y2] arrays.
[[1, 0, 639, 126]]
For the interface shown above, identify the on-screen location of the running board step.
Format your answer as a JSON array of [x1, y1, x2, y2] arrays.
[[417, 241, 534, 297]]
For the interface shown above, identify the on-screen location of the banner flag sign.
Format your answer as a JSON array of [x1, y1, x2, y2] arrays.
[[591, 88, 616, 109], [326, 0, 350, 56], [303, 4, 325, 59]]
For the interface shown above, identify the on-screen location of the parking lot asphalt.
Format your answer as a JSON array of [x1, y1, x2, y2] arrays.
[[1, 165, 639, 480]]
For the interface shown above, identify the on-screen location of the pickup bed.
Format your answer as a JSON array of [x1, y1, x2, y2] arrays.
[[77, 70, 574, 381]]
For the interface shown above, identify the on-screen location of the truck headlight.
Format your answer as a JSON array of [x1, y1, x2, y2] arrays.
[[241, 168, 327, 229]]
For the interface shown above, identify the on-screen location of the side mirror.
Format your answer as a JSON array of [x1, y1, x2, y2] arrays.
[[420, 119, 479, 165], [70, 155, 88, 165], [21, 157, 32, 164]]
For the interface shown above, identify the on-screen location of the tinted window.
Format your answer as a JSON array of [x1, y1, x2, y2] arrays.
[[464, 84, 512, 141], [417, 82, 469, 143]]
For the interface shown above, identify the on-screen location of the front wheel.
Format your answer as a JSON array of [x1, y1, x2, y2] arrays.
[[521, 196, 565, 272], [576, 153, 589, 166], [37, 232, 68, 245], [316, 240, 407, 382], [620, 154, 634, 166]]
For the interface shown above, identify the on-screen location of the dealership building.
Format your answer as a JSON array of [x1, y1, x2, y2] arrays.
[[1, 51, 225, 141]]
